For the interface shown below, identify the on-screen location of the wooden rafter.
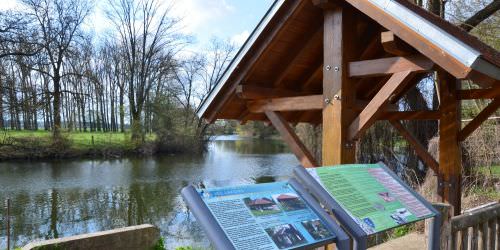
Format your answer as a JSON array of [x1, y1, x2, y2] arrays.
[[272, 26, 323, 88], [459, 98, 500, 141], [204, 1, 304, 123], [390, 120, 439, 172], [381, 31, 416, 56], [265, 111, 318, 168], [247, 95, 323, 113], [301, 63, 323, 91], [349, 55, 434, 78], [344, 0, 474, 82], [349, 70, 415, 140], [457, 88, 500, 100]]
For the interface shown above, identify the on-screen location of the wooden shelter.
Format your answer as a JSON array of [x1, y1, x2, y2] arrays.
[[197, 0, 500, 215]]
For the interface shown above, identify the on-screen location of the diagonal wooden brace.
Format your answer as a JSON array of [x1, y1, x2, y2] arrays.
[[390, 120, 439, 172], [459, 98, 500, 141], [265, 111, 318, 168], [348, 70, 415, 140]]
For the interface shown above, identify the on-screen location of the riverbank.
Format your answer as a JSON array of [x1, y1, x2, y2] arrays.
[[0, 130, 204, 160]]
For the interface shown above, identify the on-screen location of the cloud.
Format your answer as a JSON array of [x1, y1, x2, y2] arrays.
[[170, 0, 235, 34], [0, 0, 21, 11], [230, 30, 250, 46]]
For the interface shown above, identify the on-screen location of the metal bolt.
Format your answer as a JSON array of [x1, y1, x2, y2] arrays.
[[324, 98, 331, 104], [334, 66, 339, 71], [334, 95, 340, 100], [326, 65, 332, 71]]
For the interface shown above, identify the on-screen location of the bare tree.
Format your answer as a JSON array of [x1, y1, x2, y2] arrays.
[[21, 0, 92, 137], [106, 0, 181, 141]]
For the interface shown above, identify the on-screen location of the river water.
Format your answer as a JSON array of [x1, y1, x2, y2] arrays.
[[0, 135, 298, 249]]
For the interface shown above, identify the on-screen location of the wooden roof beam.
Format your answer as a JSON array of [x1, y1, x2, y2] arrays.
[[300, 62, 323, 91], [247, 95, 393, 114], [247, 95, 323, 113], [236, 85, 308, 100], [459, 98, 500, 141], [265, 111, 318, 167], [381, 31, 417, 56], [312, 0, 339, 9], [457, 87, 500, 100], [381, 110, 441, 120], [390, 120, 439, 172], [349, 55, 434, 78], [272, 26, 323, 88], [349, 70, 415, 140]]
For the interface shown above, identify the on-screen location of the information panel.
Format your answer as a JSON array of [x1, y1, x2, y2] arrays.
[[196, 181, 336, 250], [307, 164, 435, 234]]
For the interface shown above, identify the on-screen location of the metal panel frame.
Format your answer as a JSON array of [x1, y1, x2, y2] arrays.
[[181, 180, 351, 250], [294, 163, 442, 250]]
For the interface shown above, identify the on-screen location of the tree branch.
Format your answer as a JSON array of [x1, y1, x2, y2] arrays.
[[458, 0, 500, 32]]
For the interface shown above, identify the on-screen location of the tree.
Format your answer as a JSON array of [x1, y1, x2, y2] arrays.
[[106, 0, 181, 141], [22, 0, 92, 137]]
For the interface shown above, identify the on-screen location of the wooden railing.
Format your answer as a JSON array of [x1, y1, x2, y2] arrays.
[[448, 203, 499, 250]]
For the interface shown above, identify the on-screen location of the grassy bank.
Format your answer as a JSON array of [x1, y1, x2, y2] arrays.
[[0, 130, 160, 160]]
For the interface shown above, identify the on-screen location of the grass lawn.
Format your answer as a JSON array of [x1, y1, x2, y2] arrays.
[[250, 209, 282, 217], [1, 130, 156, 151], [477, 165, 500, 177]]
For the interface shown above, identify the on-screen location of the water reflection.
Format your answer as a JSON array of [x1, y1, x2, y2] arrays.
[[0, 136, 298, 249]]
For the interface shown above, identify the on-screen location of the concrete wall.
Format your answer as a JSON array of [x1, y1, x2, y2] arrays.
[[23, 224, 160, 250]]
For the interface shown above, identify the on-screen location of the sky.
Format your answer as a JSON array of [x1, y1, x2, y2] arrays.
[[0, 0, 275, 51]]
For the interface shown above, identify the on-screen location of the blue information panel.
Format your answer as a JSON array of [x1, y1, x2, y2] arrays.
[[197, 182, 336, 250]]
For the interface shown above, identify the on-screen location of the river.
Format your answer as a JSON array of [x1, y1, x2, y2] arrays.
[[0, 135, 298, 249]]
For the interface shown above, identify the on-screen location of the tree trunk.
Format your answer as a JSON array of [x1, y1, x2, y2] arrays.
[[53, 73, 62, 137], [119, 89, 125, 133]]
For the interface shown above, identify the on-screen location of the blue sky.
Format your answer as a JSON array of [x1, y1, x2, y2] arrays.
[[169, 0, 274, 46], [1, 0, 274, 50]]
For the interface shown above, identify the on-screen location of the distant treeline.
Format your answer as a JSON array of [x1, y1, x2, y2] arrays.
[[0, 0, 236, 145]]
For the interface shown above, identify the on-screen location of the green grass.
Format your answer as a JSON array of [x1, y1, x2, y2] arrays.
[[250, 209, 282, 217], [0, 130, 156, 159], [477, 165, 500, 177]]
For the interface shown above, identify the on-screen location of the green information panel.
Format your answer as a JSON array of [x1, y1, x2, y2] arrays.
[[307, 164, 435, 234]]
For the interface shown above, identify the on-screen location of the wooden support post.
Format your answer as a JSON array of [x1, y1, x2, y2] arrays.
[[316, 4, 358, 249], [438, 70, 462, 215], [265, 111, 318, 168], [321, 5, 358, 166]]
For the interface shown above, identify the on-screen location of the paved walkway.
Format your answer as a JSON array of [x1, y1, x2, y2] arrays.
[[369, 233, 426, 250]]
